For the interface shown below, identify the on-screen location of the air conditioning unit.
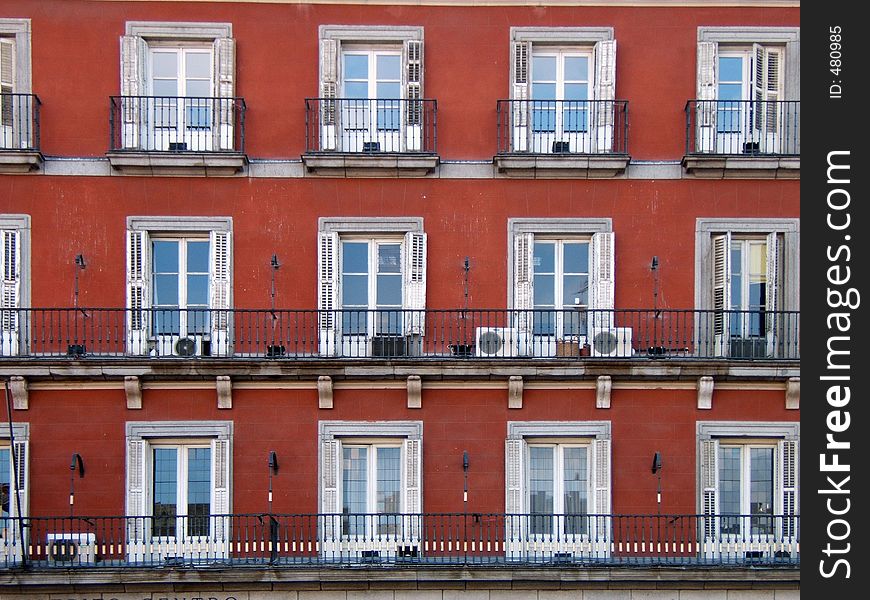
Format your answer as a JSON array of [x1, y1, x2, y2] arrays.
[[590, 327, 633, 357], [173, 335, 211, 357], [475, 327, 520, 357], [47, 532, 97, 565]]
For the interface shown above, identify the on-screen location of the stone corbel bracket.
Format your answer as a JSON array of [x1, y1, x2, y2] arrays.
[[697, 376, 714, 410]]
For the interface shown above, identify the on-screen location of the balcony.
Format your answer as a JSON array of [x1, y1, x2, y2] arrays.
[[303, 97, 439, 176], [0, 512, 799, 570], [0, 308, 799, 362], [495, 99, 630, 178], [0, 93, 41, 173], [107, 95, 247, 175], [683, 99, 800, 178]]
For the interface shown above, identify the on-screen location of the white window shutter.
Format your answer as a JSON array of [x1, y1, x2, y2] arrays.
[[320, 437, 341, 545], [126, 229, 150, 355], [765, 232, 781, 357], [504, 438, 526, 552], [0, 38, 13, 93], [592, 438, 611, 546], [711, 233, 731, 356], [752, 43, 766, 135], [510, 40, 530, 151], [403, 231, 427, 336], [404, 39, 424, 150], [696, 41, 717, 151], [318, 231, 339, 356], [209, 230, 232, 356], [1, 229, 21, 355], [213, 37, 236, 150], [319, 38, 338, 149], [402, 437, 423, 542], [120, 35, 147, 148], [11, 440, 28, 521], [699, 438, 719, 541], [590, 232, 615, 329], [125, 438, 147, 555], [778, 439, 798, 541], [592, 40, 617, 152], [513, 232, 534, 343], [211, 438, 231, 550]]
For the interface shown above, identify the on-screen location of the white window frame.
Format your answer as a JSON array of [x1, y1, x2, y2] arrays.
[[339, 236, 405, 339], [0, 20, 31, 94], [319, 421, 422, 558], [125, 421, 232, 563], [526, 441, 592, 540], [531, 237, 592, 343], [0, 215, 29, 357], [149, 441, 214, 543], [339, 440, 404, 539], [318, 217, 426, 357], [0, 20, 32, 152], [697, 421, 799, 560], [506, 421, 610, 559], [0, 423, 29, 564], [126, 216, 232, 357]]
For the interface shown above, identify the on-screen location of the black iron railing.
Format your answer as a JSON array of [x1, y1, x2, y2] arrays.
[[109, 96, 246, 153], [497, 99, 629, 155], [685, 100, 800, 155], [304, 97, 437, 154], [0, 513, 799, 569], [0, 93, 41, 151], [0, 308, 799, 360]]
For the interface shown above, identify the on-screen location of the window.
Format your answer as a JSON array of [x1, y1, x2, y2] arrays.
[[696, 218, 798, 359], [0, 19, 33, 151], [126, 217, 232, 357], [318, 218, 426, 357], [119, 22, 235, 151], [318, 26, 423, 152], [0, 215, 28, 357], [126, 421, 231, 562], [510, 28, 615, 154], [510, 219, 613, 356], [698, 422, 799, 559], [320, 421, 422, 557], [0, 423, 28, 564], [695, 27, 799, 155], [505, 422, 610, 559]]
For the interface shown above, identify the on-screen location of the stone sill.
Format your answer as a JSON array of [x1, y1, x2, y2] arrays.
[[303, 152, 440, 177], [494, 154, 630, 178], [0, 150, 43, 173], [106, 151, 248, 176], [682, 155, 800, 179]]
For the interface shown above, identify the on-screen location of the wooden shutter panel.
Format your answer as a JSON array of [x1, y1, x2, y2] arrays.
[[318, 231, 339, 356], [1, 229, 20, 353], [209, 230, 232, 356], [11, 440, 27, 521], [699, 439, 719, 540], [402, 438, 423, 541], [0, 39, 14, 130], [590, 232, 615, 329], [513, 232, 534, 343], [126, 230, 150, 355], [696, 41, 717, 151], [592, 438, 611, 545], [320, 438, 341, 545], [504, 437, 526, 553], [711, 233, 731, 356], [214, 37, 236, 150], [752, 44, 765, 134], [211, 438, 231, 549], [319, 38, 339, 150], [403, 231, 427, 336], [120, 35, 147, 148], [593, 40, 617, 152], [404, 40, 424, 150], [779, 440, 798, 540], [765, 232, 781, 357], [126, 438, 147, 553], [510, 40, 530, 151]]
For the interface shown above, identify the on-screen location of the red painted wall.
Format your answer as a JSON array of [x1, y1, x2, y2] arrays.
[[1, 0, 798, 160], [20, 386, 797, 518]]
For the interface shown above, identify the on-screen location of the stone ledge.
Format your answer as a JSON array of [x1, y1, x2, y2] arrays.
[[106, 151, 248, 176], [681, 155, 800, 179], [302, 153, 440, 177], [494, 154, 630, 178], [0, 150, 43, 173]]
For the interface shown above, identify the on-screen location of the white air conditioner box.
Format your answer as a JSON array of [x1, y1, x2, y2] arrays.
[[475, 327, 520, 357], [47, 532, 97, 565], [590, 327, 632, 357]]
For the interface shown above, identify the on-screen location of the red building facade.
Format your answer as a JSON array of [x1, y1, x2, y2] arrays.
[[1, 1, 798, 598]]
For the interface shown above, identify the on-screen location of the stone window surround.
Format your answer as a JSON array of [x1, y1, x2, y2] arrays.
[[320, 420, 423, 441], [698, 26, 800, 101], [0, 214, 30, 309], [507, 218, 612, 306], [319, 25, 423, 44], [0, 19, 31, 93], [697, 421, 799, 441], [511, 26, 614, 44], [125, 21, 232, 40], [318, 216, 423, 235], [127, 215, 232, 233], [0, 422, 29, 442], [508, 420, 610, 440], [126, 421, 233, 441], [694, 217, 799, 313]]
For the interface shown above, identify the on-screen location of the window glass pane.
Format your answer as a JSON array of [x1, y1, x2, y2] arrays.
[[187, 241, 210, 273], [563, 56, 588, 81], [563, 447, 588, 535], [153, 448, 178, 537], [187, 274, 209, 306], [187, 447, 212, 537], [154, 309, 181, 336], [185, 52, 211, 79], [376, 274, 402, 306], [152, 52, 178, 78], [376, 54, 401, 80], [529, 446, 554, 535], [563, 275, 587, 307], [532, 56, 556, 81], [531, 82, 556, 101], [378, 244, 401, 273], [719, 57, 743, 82], [152, 80, 178, 97], [749, 243, 767, 278], [0, 448, 9, 519], [533, 275, 555, 306], [344, 54, 369, 80], [344, 81, 368, 100], [154, 274, 180, 306], [342, 274, 368, 307], [153, 240, 179, 274], [342, 446, 368, 536], [718, 446, 741, 534], [185, 80, 211, 98], [342, 242, 368, 273], [750, 447, 774, 535], [563, 242, 588, 273], [563, 83, 588, 102], [717, 83, 742, 101], [533, 242, 555, 273]]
